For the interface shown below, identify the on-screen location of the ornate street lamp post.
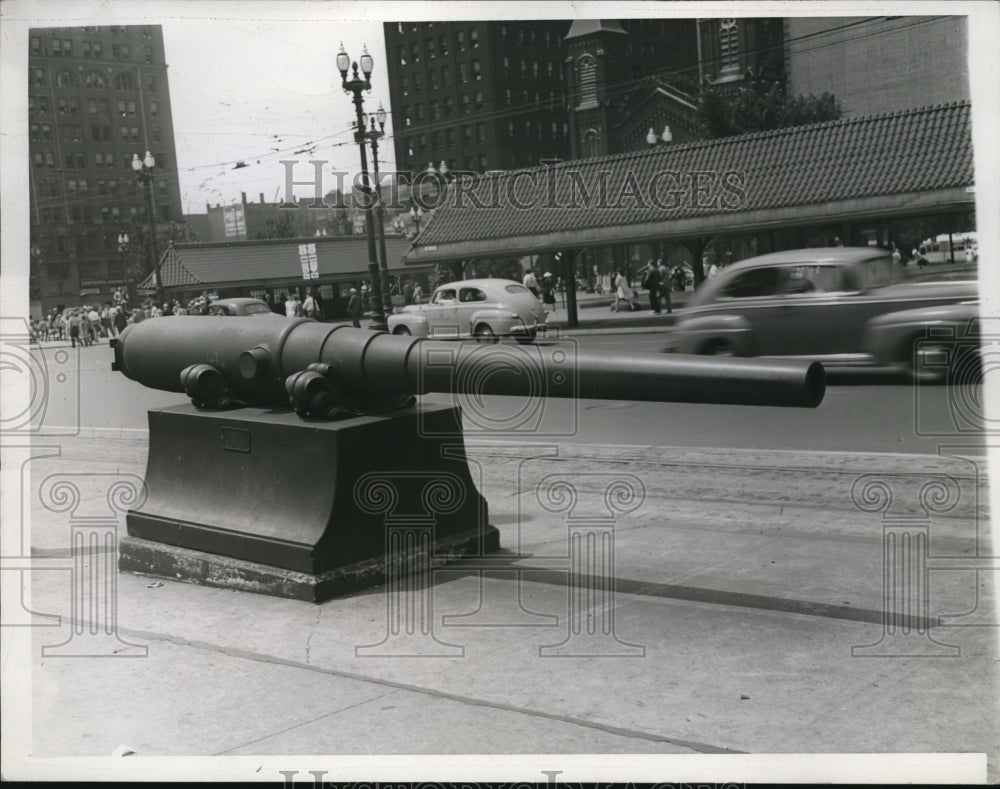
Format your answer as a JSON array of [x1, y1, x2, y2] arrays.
[[131, 151, 161, 305], [337, 43, 388, 331], [117, 231, 132, 306], [364, 103, 393, 320]]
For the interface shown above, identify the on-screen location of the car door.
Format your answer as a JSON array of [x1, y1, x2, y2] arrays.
[[711, 265, 834, 356], [427, 288, 459, 337], [457, 286, 489, 334]]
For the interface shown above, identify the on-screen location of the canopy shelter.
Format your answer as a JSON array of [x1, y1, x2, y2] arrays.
[[403, 101, 974, 325], [138, 234, 432, 313]]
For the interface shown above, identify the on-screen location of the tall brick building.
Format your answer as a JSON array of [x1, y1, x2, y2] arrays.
[[786, 16, 969, 117], [383, 19, 706, 178], [29, 24, 183, 312]]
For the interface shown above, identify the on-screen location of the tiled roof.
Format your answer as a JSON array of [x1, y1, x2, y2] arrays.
[[407, 101, 974, 262], [141, 235, 421, 290]]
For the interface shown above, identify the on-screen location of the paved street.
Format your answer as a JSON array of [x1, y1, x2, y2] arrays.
[[9, 314, 995, 783]]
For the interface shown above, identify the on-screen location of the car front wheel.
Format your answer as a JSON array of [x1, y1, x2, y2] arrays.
[[474, 324, 498, 343]]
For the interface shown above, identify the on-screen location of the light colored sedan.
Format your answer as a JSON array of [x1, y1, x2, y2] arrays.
[[387, 278, 548, 342], [664, 247, 977, 368]]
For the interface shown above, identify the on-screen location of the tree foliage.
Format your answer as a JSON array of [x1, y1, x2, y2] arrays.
[[697, 78, 842, 139]]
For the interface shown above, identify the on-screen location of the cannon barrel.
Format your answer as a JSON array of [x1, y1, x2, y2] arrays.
[[111, 317, 825, 408]]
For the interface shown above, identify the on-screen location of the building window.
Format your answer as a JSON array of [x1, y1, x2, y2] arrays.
[[719, 19, 740, 72], [397, 45, 406, 66], [426, 38, 435, 58], [472, 60, 481, 80], [411, 42, 420, 63], [474, 91, 483, 109], [582, 128, 599, 157], [116, 72, 135, 90], [56, 70, 75, 88], [32, 68, 46, 87], [547, 61, 554, 78], [144, 46, 152, 63], [31, 36, 40, 54], [58, 98, 79, 116], [459, 62, 468, 83], [146, 74, 157, 91], [430, 101, 440, 120], [93, 42, 103, 58], [461, 94, 471, 114], [98, 99, 109, 115], [413, 72, 422, 91], [463, 125, 472, 144], [401, 76, 409, 96], [457, 31, 465, 51], [533, 60, 539, 78], [439, 34, 449, 56], [441, 68, 450, 88], [505, 89, 512, 106], [33, 152, 43, 168], [444, 96, 453, 116], [477, 122, 486, 142], [86, 72, 107, 88], [470, 27, 479, 48], [577, 54, 597, 106], [430, 70, 439, 90], [153, 126, 161, 143], [149, 100, 158, 116], [131, 126, 140, 143], [446, 128, 456, 147], [41, 124, 51, 141], [478, 153, 487, 170], [501, 25, 507, 42]]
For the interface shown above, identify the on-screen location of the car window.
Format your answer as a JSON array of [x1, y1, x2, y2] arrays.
[[786, 265, 855, 293], [505, 284, 532, 295], [857, 256, 901, 289], [433, 289, 457, 304], [208, 304, 232, 316], [719, 267, 782, 298], [459, 287, 487, 302], [245, 303, 271, 314]]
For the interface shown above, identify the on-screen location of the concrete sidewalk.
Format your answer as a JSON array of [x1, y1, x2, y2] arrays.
[[8, 427, 996, 782]]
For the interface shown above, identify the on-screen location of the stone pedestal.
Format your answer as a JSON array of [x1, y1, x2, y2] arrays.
[[119, 403, 498, 601]]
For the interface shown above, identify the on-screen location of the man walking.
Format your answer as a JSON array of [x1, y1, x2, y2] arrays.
[[347, 288, 362, 328], [641, 261, 661, 314]]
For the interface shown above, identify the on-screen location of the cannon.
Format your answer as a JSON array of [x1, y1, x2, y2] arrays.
[[111, 318, 825, 601], [112, 317, 825, 412]]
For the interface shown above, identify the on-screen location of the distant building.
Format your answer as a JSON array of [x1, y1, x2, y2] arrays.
[[29, 25, 184, 312], [383, 19, 709, 177], [786, 16, 969, 117], [188, 191, 396, 243]]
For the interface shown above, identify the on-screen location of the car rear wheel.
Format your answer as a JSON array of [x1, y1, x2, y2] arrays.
[[703, 339, 736, 356], [392, 326, 411, 336], [474, 324, 498, 343]]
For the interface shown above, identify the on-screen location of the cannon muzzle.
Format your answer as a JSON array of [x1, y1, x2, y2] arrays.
[[111, 318, 825, 412]]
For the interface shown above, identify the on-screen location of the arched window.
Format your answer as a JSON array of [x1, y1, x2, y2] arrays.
[[577, 55, 597, 107], [719, 19, 740, 73], [581, 129, 599, 158], [115, 72, 135, 90], [56, 70, 76, 88], [85, 72, 107, 88]]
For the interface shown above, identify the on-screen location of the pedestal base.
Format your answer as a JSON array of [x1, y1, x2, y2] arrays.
[[121, 403, 498, 601], [120, 526, 500, 602]]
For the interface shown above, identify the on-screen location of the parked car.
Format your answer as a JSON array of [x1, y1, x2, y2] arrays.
[[207, 297, 276, 317], [387, 278, 548, 342], [663, 247, 978, 375], [863, 300, 982, 382]]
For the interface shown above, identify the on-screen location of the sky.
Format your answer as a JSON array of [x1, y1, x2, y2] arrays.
[[161, 15, 394, 214]]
